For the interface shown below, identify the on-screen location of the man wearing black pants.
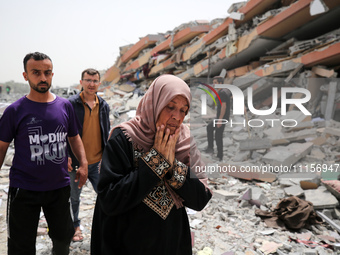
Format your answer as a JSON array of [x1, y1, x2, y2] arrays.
[[0, 52, 88, 255], [205, 76, 230, 161]]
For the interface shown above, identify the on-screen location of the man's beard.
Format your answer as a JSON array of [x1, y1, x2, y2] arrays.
[[30, 81, 51, 93]]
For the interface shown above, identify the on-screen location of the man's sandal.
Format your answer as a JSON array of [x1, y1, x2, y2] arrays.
[[72, 229, 84, 242]]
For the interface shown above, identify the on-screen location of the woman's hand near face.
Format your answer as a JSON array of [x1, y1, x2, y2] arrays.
[[153, 125, 180, 167]]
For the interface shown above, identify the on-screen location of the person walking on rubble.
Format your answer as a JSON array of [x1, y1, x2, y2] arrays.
[[204, 76, 231, 161], [0, 52, 88, 255], [68, 68, 110, 242]]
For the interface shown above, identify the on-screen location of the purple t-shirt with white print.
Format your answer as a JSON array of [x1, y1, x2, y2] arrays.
[[0, 95, 79, 191]]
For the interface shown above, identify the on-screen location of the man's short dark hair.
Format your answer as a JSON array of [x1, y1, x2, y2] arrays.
[[23, 52, 52, 72], [81, 68, 100, 80], [212, 76, 224, 84]]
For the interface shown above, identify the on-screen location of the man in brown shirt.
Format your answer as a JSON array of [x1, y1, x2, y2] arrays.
[[68, 68, 110, 241]]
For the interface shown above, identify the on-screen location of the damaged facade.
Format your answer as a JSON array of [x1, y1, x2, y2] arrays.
[[102, 0, 340, 124]]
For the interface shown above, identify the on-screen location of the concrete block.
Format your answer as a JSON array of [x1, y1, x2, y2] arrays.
[[284, 185, 304, 197], [283, 110, 311, 123], [263, 142, 313, 166], [312, 66, 337, 78], [250, 187, 267, 206], [303, 248, 317, 255], [213, 190, 239, 201], [283, 121, 314, 132], [239, 138, 272, 151], [324, 127, 340, 137], [264, 127, 284, 140], [304, 186, 339, 209], [305, 148, 325, 161], [278, 172, 320, 187], [233, 151, 250, 162], [282, 129, 318, 142]]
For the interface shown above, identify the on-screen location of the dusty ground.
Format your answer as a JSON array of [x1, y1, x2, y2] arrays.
[[0, 179, 8, 254], [0, 206, 6, 255]]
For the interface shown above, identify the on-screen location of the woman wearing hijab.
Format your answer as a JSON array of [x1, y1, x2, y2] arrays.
[[91, 74, 212, 255]]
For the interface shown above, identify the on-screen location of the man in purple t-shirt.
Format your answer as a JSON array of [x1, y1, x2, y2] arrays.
[[0, 52, 88, 255]]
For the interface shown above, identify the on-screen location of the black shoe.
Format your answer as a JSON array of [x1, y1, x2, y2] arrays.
[[212, 154, 223, 162], [204, 147, 214, 154], [217, 155, 223, 162]]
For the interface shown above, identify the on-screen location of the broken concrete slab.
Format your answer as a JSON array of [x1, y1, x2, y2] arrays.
[[125, 95, 142, 110], [233, 151, 250, 162], [283, 121, 314, 132], [150, 24, 211, 56], [312, 66, 337, 78], [278, 172, 321, 187], [213, 190, 239, 201], [239, 138, 272, 151], [263, 142, 313, 166], [250, 187, 268, 207], [120, 34, 165, 63], [259, 240, 283, 255], [323, 127, 340, 137], [118, 83, 136, 93], [282, 110, 312, 123], [284, 185, 304, 197], [311, 136, 328, 146], [281, 129, 318, 143], [305, 147, 326, 162], [304, 186, 339, 209]]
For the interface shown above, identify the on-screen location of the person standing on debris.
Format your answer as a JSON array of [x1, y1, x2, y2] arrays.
[[0, 52, 88, 255], [6, 85, 11, 95], [67, 68, 110, 242], [204, 76, 231, 161], [91, 74, 212, 255]]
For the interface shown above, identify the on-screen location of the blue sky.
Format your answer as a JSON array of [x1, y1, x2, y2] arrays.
[[0, 0, 241, 87]]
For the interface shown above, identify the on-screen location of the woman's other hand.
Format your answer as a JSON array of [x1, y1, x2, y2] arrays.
[[153, 125, 180, 167]]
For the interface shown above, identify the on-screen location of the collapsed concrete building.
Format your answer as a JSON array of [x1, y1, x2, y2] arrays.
[[102, 0, 340, 124]]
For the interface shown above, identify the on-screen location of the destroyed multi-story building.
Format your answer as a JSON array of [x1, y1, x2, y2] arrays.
[[101, 0, 340, 122]]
